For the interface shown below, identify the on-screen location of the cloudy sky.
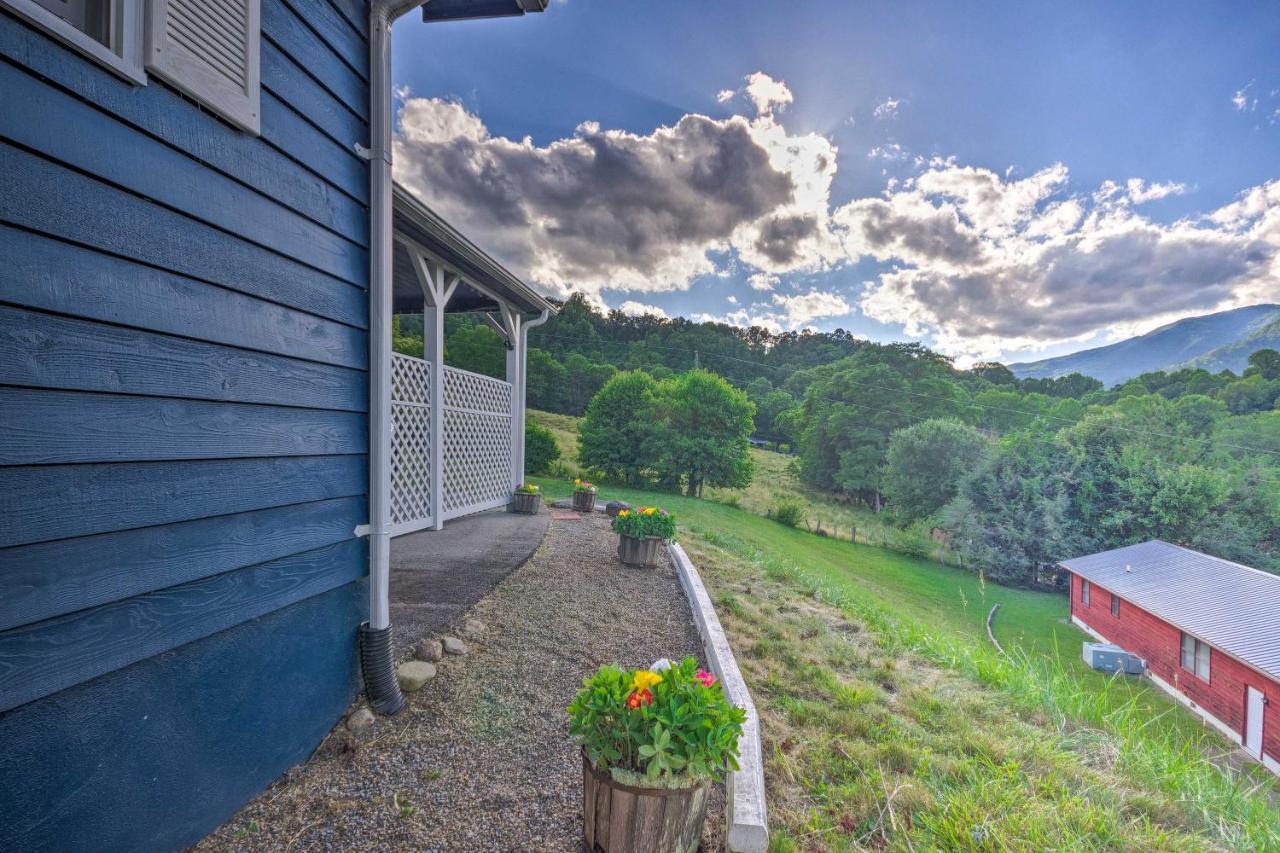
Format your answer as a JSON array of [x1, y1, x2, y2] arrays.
[[391, 1, 1280, 365]]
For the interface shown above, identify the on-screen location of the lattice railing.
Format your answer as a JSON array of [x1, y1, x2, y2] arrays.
[[441, 366, 513, 520], [390, 353, 432, 532]]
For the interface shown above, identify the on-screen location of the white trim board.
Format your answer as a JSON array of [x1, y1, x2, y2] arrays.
[[668, 542, 768, 853]]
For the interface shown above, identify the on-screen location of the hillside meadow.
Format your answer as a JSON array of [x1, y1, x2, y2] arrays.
[[525, 423, 1280, 848]]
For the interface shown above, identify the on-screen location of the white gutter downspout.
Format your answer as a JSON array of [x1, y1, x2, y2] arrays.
[[516, 308, 550, 484], [359, 0, 431, 716]]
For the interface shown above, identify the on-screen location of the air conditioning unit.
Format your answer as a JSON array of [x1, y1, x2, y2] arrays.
[[1083, 641, 1145, 675]]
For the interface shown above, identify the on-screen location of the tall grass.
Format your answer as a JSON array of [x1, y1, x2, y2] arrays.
[[691, 523, 1280, 849]]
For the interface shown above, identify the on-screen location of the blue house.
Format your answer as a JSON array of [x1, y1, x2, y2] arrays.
[[0, 0, 549, 848]]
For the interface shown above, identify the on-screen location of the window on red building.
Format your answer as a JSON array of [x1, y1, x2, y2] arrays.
[[1180, 633, 1210, 680], [1110, 594, 1119, 617], [1081, 579, 1090, 606]]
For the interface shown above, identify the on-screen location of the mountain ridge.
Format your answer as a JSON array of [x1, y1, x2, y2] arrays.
[[1008, 304, 1280, 386]]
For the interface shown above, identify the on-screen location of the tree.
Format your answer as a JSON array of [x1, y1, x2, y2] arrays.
[[526, 347, 567, 412], [883, 419, 990, 522], [524, 420, 561, 475], [751, 388, 795, 446], [562, 353, 617, 416], [1247, 348, 1280, 381], [391, 316, 423, 359], [796, 345, 969, 507], [446, 323, 506, 379], [578, 371, 660, 485], [943, 435, 1087, 587], [653, 370, 755, 496]]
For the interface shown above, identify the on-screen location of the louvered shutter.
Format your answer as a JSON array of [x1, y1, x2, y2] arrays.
[[145, 0, 261, 134]]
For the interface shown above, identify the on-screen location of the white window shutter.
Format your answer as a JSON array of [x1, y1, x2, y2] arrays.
[[145, 0, 261, 134]]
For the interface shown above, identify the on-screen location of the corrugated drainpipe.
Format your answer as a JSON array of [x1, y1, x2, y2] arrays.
[[359, 0, 431, 717]]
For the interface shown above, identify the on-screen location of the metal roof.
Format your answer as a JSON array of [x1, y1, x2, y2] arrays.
[[1061, 541, 1280, 682], [391, 183, 555, 317]]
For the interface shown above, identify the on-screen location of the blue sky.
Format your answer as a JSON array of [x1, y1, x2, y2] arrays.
[[391, 1, 1280, 364]]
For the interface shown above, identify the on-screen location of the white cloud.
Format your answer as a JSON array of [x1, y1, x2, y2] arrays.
[[696, 288, 852, 333], [771, 289, 852, 327], [716, 89, 735, 104], [743, 72, 793, 116], [1233, 83, 1256, 112], [393, 78, 1280, 361], [868, 143, 908, 161], [873, 97, 901, 119], [616, 300, 668, 318]]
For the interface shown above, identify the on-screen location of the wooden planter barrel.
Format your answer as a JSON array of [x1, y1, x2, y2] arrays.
[[617, 534, 663, 568], [573, 490, 598, 513], [582, 753, 709, 853], [511, 492, 541, 514]]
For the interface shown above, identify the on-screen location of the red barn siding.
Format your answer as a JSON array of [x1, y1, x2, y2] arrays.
[[1070, 573, 1280, 766]]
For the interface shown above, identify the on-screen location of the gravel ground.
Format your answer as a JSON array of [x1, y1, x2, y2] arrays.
[[198, 511, 723, 852]]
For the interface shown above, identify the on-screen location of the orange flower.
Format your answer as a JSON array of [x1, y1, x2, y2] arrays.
[[626, 688, 653, 709]]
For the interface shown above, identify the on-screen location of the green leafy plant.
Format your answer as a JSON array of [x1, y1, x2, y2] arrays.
[[573, 478, 598, 494], [524, 420, 561, 474], [567, 658, 745, 784], [611, 506, 677, 540], [514, 483, 540, 495], [771, 497, 807, 529]]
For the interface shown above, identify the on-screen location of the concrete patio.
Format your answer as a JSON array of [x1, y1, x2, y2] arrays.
[[388, 507, 549, 657]]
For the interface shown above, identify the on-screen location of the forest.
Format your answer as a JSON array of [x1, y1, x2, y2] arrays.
[[395, 294, 1280, 584]]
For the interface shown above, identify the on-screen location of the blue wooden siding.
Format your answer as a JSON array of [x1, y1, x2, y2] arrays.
[[0, 0, 371, 846]]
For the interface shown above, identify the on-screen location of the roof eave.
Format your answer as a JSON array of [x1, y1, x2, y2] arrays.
[[392, 183, 555, 317]]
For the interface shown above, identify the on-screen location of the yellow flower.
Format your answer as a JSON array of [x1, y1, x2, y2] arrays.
[[631, 670, 663, 692], [642, 507, 656, 516], [574, 478, 581, 486], [618, 509, 629, 517]]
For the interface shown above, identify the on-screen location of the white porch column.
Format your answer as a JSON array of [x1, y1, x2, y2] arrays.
[[499, 305, 523, 489], [409, 251, 457, 531]]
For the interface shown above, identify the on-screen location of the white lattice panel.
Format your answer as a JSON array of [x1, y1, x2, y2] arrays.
[[441, 366, 513, 520], [442, 409, 513, 517], [391, 353, 432, 531], [444, 366, 513, 414]]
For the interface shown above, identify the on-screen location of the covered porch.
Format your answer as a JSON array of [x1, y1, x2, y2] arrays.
[[386, 184, 555, 537]]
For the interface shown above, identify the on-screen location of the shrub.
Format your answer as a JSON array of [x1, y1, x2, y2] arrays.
[[611, 506, 677, 541], [567, 658, 745, 783], [524, 420, 561, 474], [772, 498, 807, 529]]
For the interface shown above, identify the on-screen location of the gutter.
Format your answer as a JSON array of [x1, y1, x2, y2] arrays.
[[360, 0, 546, 716], [515, 308, 550, 482]]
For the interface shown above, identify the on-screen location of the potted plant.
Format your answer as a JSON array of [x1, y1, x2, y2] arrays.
[[572, 478, 599, 513], [511, 483, 541, 514], [612, 506, 675, 567], [568, 658, 745, 853]]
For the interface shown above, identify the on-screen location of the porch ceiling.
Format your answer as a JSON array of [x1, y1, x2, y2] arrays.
[[392, 183, 554, 317]]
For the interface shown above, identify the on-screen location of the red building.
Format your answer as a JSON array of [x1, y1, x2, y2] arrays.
[[1062, 541, 1279, 775]]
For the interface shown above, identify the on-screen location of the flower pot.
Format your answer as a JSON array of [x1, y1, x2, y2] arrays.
[[573, 490, 598, 513], [511, 492, 541, 514], [617, 534, 663, 568], [582, 752, 709, 853]]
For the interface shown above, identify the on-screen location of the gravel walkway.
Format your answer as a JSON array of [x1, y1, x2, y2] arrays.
[[198, 511, 722, 852]]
